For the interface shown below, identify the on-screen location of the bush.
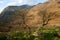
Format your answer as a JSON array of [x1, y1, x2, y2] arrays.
[[9, 32, 26, 40], [0, 28, 60, 40], [39, 29, 60, 40], [0, 33, 7, 40], [8, 31, 38, 40]]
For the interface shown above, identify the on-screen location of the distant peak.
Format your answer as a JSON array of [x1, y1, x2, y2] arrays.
[[7, 5, 32, 7]]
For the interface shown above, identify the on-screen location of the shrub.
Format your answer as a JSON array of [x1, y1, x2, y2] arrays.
[[0, 33, 7, 40], [39, 29, 60, 40], [0, 28, 60, 40]]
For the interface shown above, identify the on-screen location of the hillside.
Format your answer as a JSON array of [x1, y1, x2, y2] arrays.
[[26, 0, 60, 29], [0, 0, 60, 40], [0, 0, 60, 31], [0, 5, 32, 32]]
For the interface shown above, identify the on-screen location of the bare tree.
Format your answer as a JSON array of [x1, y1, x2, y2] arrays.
[[33, 10, 60, 36], [38, 10, 60, 27]]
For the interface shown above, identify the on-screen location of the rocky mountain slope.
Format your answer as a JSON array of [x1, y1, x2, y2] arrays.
[[0, 0, 60, 31], [26, 0, 60, 28], [0, 5, 33, 32]]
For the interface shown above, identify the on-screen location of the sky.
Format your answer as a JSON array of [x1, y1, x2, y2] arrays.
[[0, 0, 48, 13]]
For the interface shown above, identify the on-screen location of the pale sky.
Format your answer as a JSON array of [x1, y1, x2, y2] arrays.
[[0, 0, 48, 13]]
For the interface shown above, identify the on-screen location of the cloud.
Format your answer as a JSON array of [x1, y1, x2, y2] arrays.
[[17, 0, 37, 5], [17, 0, 27, 5], [17, 0, 48, 5], [27, 0, 37, 5], [6, 0, 27, 6], [0, 8, 3, 13], [0, 0, 4, 3], [7, 2, 17, 6], [17, 0, 24, 4], [0, 0, 3, 1], [0, 1, 3, 3]]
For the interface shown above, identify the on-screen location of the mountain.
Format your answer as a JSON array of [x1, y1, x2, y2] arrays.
[[0, 5, 33, 32], [0, 0, 60, 32], [3, 5, 32, 11], [26, 0, 60, 29], [0, 5, 32, 23]]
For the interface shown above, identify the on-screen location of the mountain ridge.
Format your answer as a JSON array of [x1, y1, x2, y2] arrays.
[[0, 0, 60, 31]]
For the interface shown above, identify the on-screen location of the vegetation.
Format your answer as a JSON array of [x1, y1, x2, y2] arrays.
[[0, 0, 60, 40], [0, 7, 60, 40], [0, 27, 60, 40]]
